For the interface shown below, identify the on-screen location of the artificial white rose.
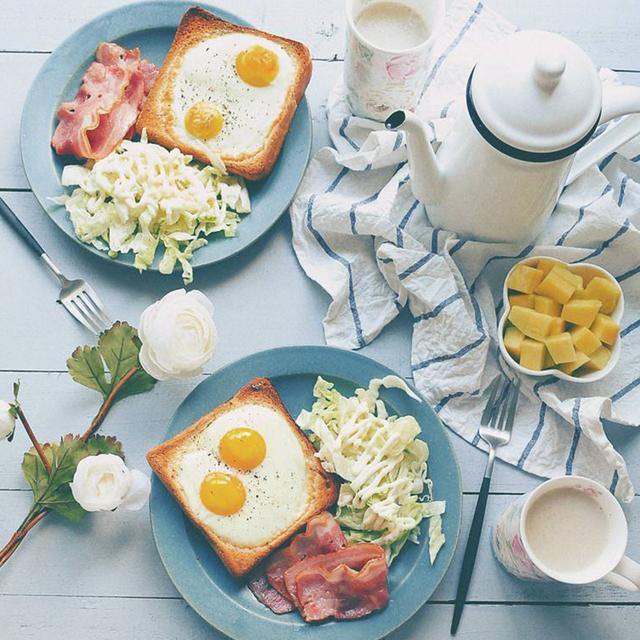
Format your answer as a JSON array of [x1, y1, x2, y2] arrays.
[[138, 289, 217, 380], [0, 400, 16, 441], [70, 454, 150, 512]]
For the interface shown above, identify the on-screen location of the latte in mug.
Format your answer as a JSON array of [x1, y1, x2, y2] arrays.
[[493, 476, 640, 589]]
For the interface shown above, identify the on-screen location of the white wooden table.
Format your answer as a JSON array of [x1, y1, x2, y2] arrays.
[[1, 1, 639, 638]]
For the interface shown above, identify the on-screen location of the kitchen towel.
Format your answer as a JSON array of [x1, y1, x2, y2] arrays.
[[290, 0, 640, 501]]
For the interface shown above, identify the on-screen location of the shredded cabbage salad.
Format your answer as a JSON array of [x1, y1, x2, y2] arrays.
[[297, 375, 446, 564], [51, 131, 250, 284]]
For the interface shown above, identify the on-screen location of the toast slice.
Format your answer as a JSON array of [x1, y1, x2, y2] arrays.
[[136, 7, 312, 180], [147, 377, 337, 577]]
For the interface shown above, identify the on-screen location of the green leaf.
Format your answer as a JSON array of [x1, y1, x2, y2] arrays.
[[67, 321, 156, 400], [21, 433, 125, 522]]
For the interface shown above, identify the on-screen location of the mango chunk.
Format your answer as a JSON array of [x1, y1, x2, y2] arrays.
[[520, 339, 547, 371], [535, 271, 576, 304], [507, 264, 545, 294], [503, 326, 525, 358], [561, 299, 602, 327], [508, 306, 555, 339], [584, 276, 621, 314], [545, 332, 577, 364], [509, 294, 535, 309], [584, 345, 611, 372], [534, 295, 562, 317], [548, 317, 566, 335], [590, 313, 620, 346], [543, 351, 555, 370], [536, 258, 562, 276], [559, 351, 590, 375], [549, 264, 584, 291], [570, 326, 601, 356], [570, 289, 591, 301]]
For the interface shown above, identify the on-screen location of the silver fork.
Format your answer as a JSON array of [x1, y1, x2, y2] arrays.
[[451, 375, 520, 635], [0, 197, 112, 335]]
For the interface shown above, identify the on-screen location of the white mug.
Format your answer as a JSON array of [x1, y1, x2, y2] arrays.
[[344, 0, 445, 120], [493, 476, 640, 590]]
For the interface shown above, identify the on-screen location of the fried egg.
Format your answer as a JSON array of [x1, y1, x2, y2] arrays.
[[172, 33, 295, 159], [176, 403, 308, 547]]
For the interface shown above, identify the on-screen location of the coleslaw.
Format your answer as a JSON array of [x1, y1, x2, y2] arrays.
[[51, 131, 250, 284], [297, 375, 446, 564]]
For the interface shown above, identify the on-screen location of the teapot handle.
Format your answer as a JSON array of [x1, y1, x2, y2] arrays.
[[566, 85, 640, 186]]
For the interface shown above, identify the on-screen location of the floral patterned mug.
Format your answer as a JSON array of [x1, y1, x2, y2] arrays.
[[493, 476, 640, 590], [344, 0, 445, 120]]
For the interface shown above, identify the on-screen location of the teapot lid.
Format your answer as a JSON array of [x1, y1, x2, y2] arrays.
[[469, 30, 601, 161]]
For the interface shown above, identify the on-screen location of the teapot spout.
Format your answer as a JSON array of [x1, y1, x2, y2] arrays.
[[385, 110, 444, 206]]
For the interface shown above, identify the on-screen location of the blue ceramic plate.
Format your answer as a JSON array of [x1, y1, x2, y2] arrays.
[[150, 346, 462, 640], [20, 1, 312, 270]]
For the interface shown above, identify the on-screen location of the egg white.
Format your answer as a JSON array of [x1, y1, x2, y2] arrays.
[[172, 33, 295, 159], [175, 403, 309, 547]]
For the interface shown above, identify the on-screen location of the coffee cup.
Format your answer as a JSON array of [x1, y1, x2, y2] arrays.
[[493, 475, 640, 590], [344, 0, 445, 120]]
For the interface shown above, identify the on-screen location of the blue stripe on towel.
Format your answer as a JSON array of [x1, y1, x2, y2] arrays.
[[565, 398, 582, 475], [306, 172, 366, 348], [422, 1, 484, 94], [414, 293, 462, 324], [533, 377, 558, 398], [393, 131, 403, 151], [471, 430, 481, 446], [350, 191, 380, 235], [396, 199, 421, 246], [431, 228, 440, 254], [610, 470, 619, 495], [556, 185, 612, 246], [518, 404, 547, 468], [434, 391, 465, 413], [617, 264, 640, 283], [618, 176, 629, 206], [571, 219, 630, 263], [621, 318, 640, 338], [338, 117, 359, 151], [411, 335, 486, 372], [449, 239, 466, 255], [440, 99, 455, 119], [398, 252, 436, 280], [599, 152, 616, 172], [611, 376, 640, 403]]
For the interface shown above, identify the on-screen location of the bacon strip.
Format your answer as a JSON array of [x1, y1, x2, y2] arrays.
[[246, 574, 295, 614], [265, 511, 347, 598], [295, 555, 389, 622], [283, 542, 385, 608], [51, 42, 158, 160]]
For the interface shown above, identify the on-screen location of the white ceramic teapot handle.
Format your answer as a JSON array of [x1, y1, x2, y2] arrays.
[[604, 555, 640, 591], [567, 85, 640, 186]]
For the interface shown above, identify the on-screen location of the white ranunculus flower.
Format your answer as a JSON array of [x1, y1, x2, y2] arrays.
[[0, 400, 16, 441], [70, 454, 150, 513], [138, 289, 217, 380]]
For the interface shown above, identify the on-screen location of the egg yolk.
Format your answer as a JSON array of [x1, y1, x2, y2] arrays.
[[199, 471, 246, 516], [184, 102, 224, 139], [219, 427, 266, 471], [235, 45, 280, 87]]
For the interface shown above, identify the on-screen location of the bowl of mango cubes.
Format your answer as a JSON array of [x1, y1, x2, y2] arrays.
[[498, 256, 623, 382]]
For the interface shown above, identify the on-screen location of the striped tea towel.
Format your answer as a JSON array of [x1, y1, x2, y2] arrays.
[[289, 0, 640, 501]]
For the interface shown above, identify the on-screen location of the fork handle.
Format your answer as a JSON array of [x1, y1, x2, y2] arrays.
[[450, 475, 492, 635], [0, 197, 45, 256]]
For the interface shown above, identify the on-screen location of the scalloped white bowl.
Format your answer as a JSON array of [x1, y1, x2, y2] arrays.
[[498, 256, 624, 383]]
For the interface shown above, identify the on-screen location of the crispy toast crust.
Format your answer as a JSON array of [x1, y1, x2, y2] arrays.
[[146, 377, 338, 577], [136, 6, 312, 180]]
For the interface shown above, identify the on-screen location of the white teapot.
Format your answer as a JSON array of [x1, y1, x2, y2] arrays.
[[385, 30, 640, 244]]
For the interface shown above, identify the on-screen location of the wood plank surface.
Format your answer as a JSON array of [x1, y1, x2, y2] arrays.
[[1, 1, 640, 638]]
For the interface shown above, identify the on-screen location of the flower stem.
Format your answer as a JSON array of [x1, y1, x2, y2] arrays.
[[1, 366, 140, 570], [0, 509, 47, 567], [15, 406, 51, 474], [80, 366, 139, 442]]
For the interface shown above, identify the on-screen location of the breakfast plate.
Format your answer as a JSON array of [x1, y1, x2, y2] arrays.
[[20, 1, 312, 272], [149, 345, 462, 640]]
